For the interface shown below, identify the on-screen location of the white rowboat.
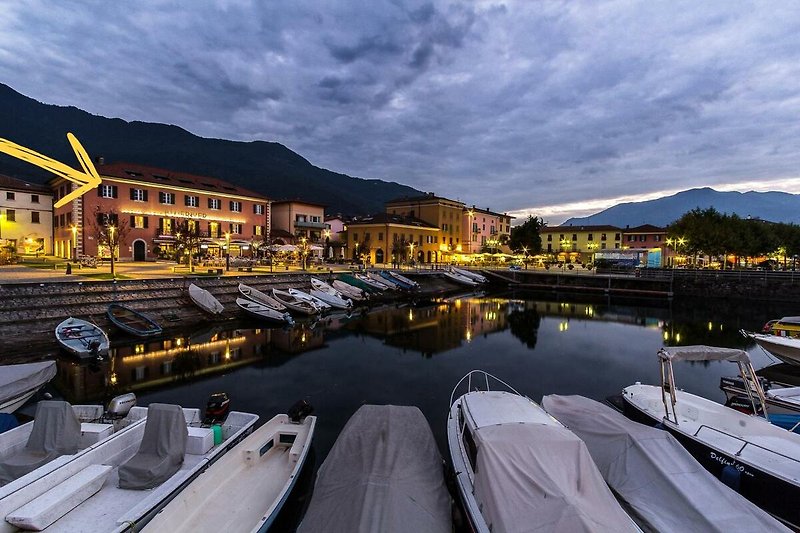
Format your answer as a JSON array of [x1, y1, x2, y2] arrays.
[[235, 298, 294, 325], [55, 318, 110, 359], [188, 284, 224, 315], [238, 283, 287, 311], [271, 288, 319, 315]]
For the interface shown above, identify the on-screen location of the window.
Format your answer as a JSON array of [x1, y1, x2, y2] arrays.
[[98, 185, 117, 198], [365, 232, 371, 241], [5, 210, 14, 222], [254, 204, 264, 215], [130, 188, 148, 202], [185, 195, 199, 207], [615, 233, 621, 240], [572, 234, 577, 241], [229, 201, 241, 212], [31, 211, 39, 224], [254, 225, 263, 236], [66, 212, 72, 225], [59, 213, 65, 227], [601, 233, 607, 241], [627, 235, 633, 242], [5, 192, 14, 200], [353, 233, 358, 242], [655, 235, 661, 242], [159, 218, 173, 235], [130, 215, 149, 229], [208, 198, 221, 210], [230, 223, 242, 235], [615, 243, 620, 249], [378, 232, 383, 241], [588, 234, 593, 241], [159, 192, 175, 205], [547, 234, 552, 241], [31, 194, 39, 204]]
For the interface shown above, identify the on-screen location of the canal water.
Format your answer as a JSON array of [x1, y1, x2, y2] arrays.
[[42, 290, 798, 530]]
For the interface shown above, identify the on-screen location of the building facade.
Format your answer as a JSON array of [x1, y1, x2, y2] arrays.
[[0, 174, 53, 256], [386, 194, 465, 261], [51, 162, 269, 261], [540, 225, 622, 263], [345, 213, 439, 265], [462, 205, 513, 254], [621, 224, 669, 267], [271, 200, 327, 243]]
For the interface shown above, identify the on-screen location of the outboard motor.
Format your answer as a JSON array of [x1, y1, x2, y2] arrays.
[[104, 393, 137, 420], [288, 399, 314, 423], [204, 392, 231, 425]]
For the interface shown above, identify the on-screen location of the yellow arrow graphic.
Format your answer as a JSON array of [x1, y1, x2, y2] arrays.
[[0, 133, 102, 208]]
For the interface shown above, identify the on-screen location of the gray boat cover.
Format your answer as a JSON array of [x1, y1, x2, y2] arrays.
[[0, 361, 56, 404], [658, 345, 750, 363], [297, 405, 451, 533], [0, 401, 81, 484], [542, 395, 789, 533], [118, 403, 187, 490], [472, 422, 638, 533]]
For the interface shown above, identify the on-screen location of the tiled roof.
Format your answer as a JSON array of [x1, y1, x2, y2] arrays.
[[624, 224, 666, 233], [464, 206, 515, 218], [386, 194, 464, 206], [0, 174, 51, 194], [92, 162, 267, 200], [272, 199, 327, 208], [540, 224, 622, 232], [347, 212, 438, 229]]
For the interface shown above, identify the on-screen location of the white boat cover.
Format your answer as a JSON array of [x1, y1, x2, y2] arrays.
[[0, 401, 81, 484], [118, 403, 188, 490], [658, 345, 750, 363], [297, 405, 451, 533], [472, 422, 638, 533], [0, 361, 56, 404], [188, 284, 224, 315], [541, 395, 788, 533]]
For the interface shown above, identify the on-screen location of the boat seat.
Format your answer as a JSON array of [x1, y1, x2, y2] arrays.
[[6, 464, 111, 531], [118, 404, 187, 490], [0, 401, 81, 485]]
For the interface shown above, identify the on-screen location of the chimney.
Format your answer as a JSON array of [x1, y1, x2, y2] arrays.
[[94, 156, 105, 166]]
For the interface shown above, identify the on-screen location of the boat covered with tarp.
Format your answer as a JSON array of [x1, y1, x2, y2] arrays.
[[298, 405, 451, 533], [543, 394, 788, 533], [0, 361, 56, 414], [188, 284, 224, 315]]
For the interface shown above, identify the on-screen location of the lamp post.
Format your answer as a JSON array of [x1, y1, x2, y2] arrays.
[[467, 209, 474, 254], [522, 246, 529, 269], [108, 225, 116, 278], [300, 237, 308, 271], [323, 229, 331, 261], [354, 242, 359, 266], [408, 241, 416, 268], [225, 232, 231, 271], [71, 225, 78, 263]]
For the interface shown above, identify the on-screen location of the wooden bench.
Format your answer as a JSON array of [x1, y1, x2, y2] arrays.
[[6, 464, 112, 530], [237, 266, 253, 272], [172, 266, 192, 273]]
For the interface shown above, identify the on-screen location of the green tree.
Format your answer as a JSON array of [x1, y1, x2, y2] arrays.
[[509, 216, 544, 254]]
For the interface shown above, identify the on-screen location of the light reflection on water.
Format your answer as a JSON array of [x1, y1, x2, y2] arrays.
[[48, 292, 797, 530]]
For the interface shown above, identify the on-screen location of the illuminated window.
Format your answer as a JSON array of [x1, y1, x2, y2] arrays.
[[208, 198, 221, 210], [159, 192, 175, 205], [185, 195, 199, 207]]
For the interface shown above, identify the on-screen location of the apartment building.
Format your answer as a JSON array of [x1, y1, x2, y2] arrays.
[[540, 225, 622, 263], [50, 162, 269, 261], [462, 205, 513, 253], [0, 174, 53, 256], [345, 213, 439, 265], [386, 194, 464, 261], [271, 200, 327, 242]]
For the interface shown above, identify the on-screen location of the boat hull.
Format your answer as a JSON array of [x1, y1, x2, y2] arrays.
[[622, 396, 800, 528], [107, 304, 163, 337], [55, 318, 110, 359], [752, 335, 800, 365]]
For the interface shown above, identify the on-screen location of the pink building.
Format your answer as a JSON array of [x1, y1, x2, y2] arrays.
[[462, 205, 513, 254]]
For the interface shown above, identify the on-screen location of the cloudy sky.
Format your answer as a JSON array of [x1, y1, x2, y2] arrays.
[[1, 1, 799, 223]]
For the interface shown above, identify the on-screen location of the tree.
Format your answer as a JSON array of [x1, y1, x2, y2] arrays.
[[509, 216, 544, 254], [88, 207, 129, 276], [173, 219, 203, 271]]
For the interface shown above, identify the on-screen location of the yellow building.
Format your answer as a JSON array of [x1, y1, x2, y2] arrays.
[[540, 225, 622, 263], [344, 213, 439, 265], [386, 194, 464, 261]]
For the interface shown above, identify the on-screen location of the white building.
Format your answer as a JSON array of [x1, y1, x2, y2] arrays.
[[0, 174, 53, 256]]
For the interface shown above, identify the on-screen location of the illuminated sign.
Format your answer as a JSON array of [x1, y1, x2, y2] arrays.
[[0, 133, 101, 208], [120, 209, 246, 224]]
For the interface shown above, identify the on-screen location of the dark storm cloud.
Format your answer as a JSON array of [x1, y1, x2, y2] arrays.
[[0, 1, 799, 222]]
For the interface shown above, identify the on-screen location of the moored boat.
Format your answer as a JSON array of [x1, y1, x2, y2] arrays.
[[0, 394, 139, 491], [0, 361, 57, 414], [298, 405, 451, 533], [310, 277, 345, 299], [385, 270, 420, 289], [271, 288, 319, 315], [0, 402, 258, 533], [543, 394, 789, 532], [338, 274, 378, 294], [235, 298, 294, 325], [621, 345, 800, 528], [742, 330, 800, 365], [288, 288, 332, 311], [331, 279, 368, 301], [309, 289, 352, 310], [448, 370, 640, 532], [107, 303, 163, 337], [442, 269, 478, 287], [55, 318, 110, 359], [762, 316, 800, 337], [353, 272, 390, 291], [144, 407, 315, 533], [238, 283, 287, 311], [450, 266, 488, 283], [379, 270, 414, 290], [188, 283, 224, 315]]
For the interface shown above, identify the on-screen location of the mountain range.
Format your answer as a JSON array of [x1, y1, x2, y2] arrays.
[[563, 188, 800, 227], [0, 83, 421, 215]]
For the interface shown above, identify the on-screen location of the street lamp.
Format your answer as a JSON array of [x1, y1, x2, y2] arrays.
[[108, 225, 116, 279], [467, 210, 474, 254], [71, 225, 78, 263], [225, 232, 231, 271], [522, 246, 529, 269], [408, 241, 416, 268], [300, 237, 308, 271]]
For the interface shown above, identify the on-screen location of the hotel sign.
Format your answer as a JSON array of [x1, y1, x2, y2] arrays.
[[0, 133, 101, 208], [121, 208, 245, 224]]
